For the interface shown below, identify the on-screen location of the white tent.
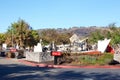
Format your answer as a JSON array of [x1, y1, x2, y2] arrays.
[[97, 38, 111, 53]]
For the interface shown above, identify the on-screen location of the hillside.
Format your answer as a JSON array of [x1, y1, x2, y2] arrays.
[[37, 26, 104, 37]]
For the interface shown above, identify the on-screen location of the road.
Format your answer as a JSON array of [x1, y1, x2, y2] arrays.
[[0, 57, 120, 80]]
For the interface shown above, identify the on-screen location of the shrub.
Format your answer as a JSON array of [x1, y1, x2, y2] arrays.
[[71, 53, 113, 65], [6, 52, 15, 58]]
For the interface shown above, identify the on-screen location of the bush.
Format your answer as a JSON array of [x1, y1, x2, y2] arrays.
[[6, 52, 15, 58], [96, 53, 113, 65], [71, 53, 113, 65]]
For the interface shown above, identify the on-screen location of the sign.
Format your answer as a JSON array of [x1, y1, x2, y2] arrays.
[[52, 51, 62, 56], [10, 48, 17, 52]]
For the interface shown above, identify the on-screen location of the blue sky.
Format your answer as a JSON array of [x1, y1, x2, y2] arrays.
[[0, 0, 120, 33]]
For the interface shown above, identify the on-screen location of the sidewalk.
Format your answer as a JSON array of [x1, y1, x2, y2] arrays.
[[2, 57, 120, 69], [18, 59, 120, 69]]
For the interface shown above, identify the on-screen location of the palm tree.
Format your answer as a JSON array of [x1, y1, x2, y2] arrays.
[[5, 19, 39, 49]]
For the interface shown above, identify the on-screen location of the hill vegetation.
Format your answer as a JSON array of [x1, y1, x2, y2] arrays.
[[37, 23, 120, 47], [0, 19, 120, 49]]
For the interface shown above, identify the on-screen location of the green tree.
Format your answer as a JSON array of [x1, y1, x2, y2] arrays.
[[89, 23, 120, 46], [39, 29, 72, 45], [56, 33, 72, 44], [107, 23, 120, 45], [6, 19, 39, 48], [39, 29, 58, 45], [89, 30, 104, 44], [0, 33, 6, 46], [25, 30, 39, 47]]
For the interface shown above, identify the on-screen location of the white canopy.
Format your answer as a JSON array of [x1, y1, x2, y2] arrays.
[[97, 38, 111, 53]]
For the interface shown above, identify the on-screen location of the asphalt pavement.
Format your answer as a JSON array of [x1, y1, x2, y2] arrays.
[[0, 57, 120, 80]]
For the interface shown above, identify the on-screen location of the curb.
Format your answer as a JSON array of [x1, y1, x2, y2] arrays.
[[18, 59, 120, 69]]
